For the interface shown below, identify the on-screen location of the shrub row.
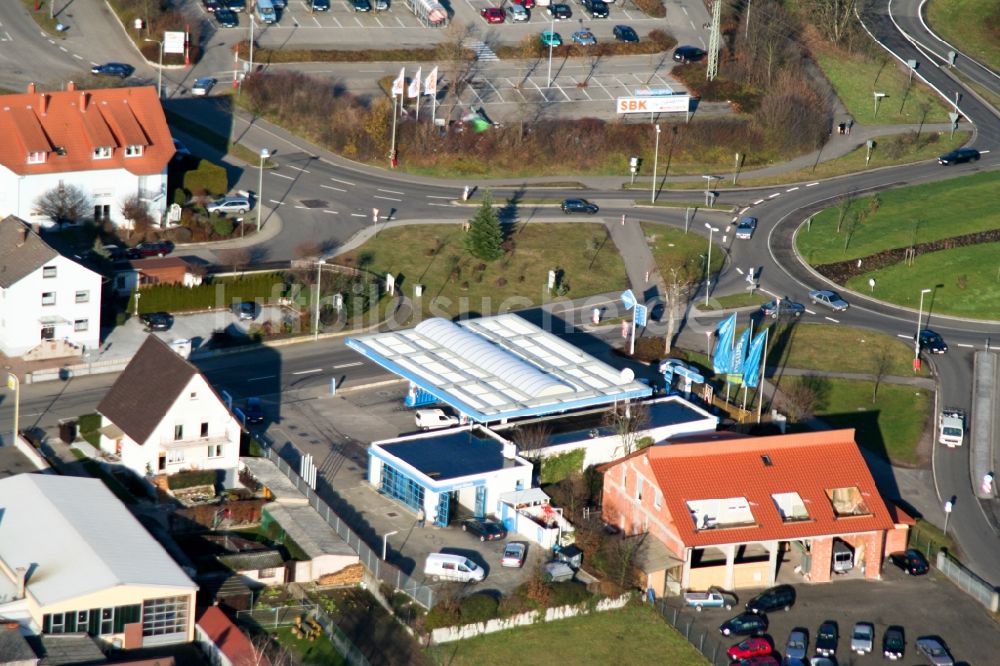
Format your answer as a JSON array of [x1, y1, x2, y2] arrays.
[[424, 581, 595, 630], [168, 469, 219, 490], [540, 449, 586, 485], [495, 28, 676, 59], [181, 159, 229, 198], [132, 272, 287, 314], [238, 41, 474, 63]]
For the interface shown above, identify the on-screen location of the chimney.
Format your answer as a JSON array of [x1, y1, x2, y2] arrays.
[[26, 82, 35, 95], [40, 93, 48, 115], [15, 567, 26, 600], [80, 91, 89, 112], [16, 224, 28, 246], [66, 80, 76, 92]]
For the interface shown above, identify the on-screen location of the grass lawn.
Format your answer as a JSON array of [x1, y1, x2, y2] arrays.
[[78, 413, 102, 447], [424, 604, 708, 666], [20, 0, 64, 36], [926, 0, 1000, 73], [813, 45, 954, 125], [766, 323, 929, 377], [781, 376, 930, 464], [695, 292, 768, 310], [641, 222, 724, 282], [334, 222, 627, 319], [273, 626, 348, 666], [795, 170, 1000, 264]]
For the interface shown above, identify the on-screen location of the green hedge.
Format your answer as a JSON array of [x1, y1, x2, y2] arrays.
[[182, 159, 228, 196], [459, 593, 500, 624], [549, 581, 592, 607], [167, 469, 218, 490], [133, 273, 287, 313], [540, 449, 586, 485]]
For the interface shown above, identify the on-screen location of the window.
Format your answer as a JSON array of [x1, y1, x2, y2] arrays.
[[190, 392, 198, 400], [635, 476, 643, 501], [93, 146, 112, 159], [44, 605, 139, 637], [41, 292, 56, 306], [379, 463, 425, 511], [200, 422, 209, 438], [173, 424, 183, 440], [43, 265, 57, 278], [207, 444, 223, 458], [27, 151, 46, 164], [167, 449, 184, 464], [125, 144, 144, 157], [101, 608, 113, 635], [654, 490, 662, 509], [142, 596, 189, 637], [74, 319, 88, 332], [259, 568, 277, 578], [621, 466, 627, 487], [826, 486, 872, 517], [686, 497, 755, 530], [75, 290, 90, 303], [772, 492, 810, 522]]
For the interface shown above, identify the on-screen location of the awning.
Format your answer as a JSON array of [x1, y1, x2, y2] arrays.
[[100, 424, 124, 439], [499, 487, 550, 508], [38, 315, 68, 325], [627, 534, 684, 574]]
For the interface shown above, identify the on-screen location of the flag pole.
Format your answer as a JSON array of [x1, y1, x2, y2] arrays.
[[390, 94, 398, 163], [756, 326, 769, 423]]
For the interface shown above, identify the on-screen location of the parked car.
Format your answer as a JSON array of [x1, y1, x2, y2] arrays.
[[746, 585, 795, 614], [243, 397, 265, 424], [613, 24, 639, 42], [507, 4, 529, 21], [192, 77, 218, 96], [759, 299, 804, 319], [214, 8, 239, 26], [375, 0, 389, 9], [203, 0, 221, 12], [727, 637, 772, 661], [172, 138, 192, 161], [807, 659, 836, 666], [735, 216, 757, 240], [546, 3, 571, 19], [738, 658, 778, 666], [581, 0, 608, 18], [850, 622, 873, 655], [808, 289, 849, 311], [424, 553, 485, 582], [915, 637, 954, 665], [414, 408, 459, 430], [784, 628, 808, 660], [91, 62, 134, 78], [719, 612, 768, 637], [561, 198, 599, 214], [480, 6, 505, 23], [882, 625, 905, 660], [127, 241, 174, 258], [571, 29, 597, 45], [461, 518, 507, 541], [311, 0, 331, 9], [206, 196, 252, 215], [100, 244, 127, 261], [139, 311, 173, 331], [512, 0, 535, 8], [352, 0, 372, 11], [541, 30, 563, 46], [501, 542, 527, 567], [673, 45, 705, 63], [916, 329, 948, 354], [937, 147, 979, 165], [227, 0, 247, 10], [889, 548, 929, 575], [815, 621, 838, 658], [683, 586, 738, 611], [234, 301, 259, 321]]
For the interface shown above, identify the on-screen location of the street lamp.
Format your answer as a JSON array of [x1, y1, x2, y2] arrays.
[[702, 175, 718, 207], [546, 10, 556, 88], [704, 223, 719, 307], [143, 38, 163, 99], [943, 498, 953, 535], [382, 530, 399, 561], [6, 373, 19, 448], [313, 259, 326, 340], [257, 148, 270, 233], [650, 124, 661, 204], [248, 15, 255, 75], [873, 91, 886, 118], [914, 287, 932, 365]]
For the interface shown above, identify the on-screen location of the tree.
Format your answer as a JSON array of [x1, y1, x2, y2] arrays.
[[663, 265, 698, 355], [464, 191, 503, 261], [33, 183, 92, 225], [870, 342, 893, 403], [603, 401, 650, 458], [511, 423, 552, 458], [780, 374, 829, 423]]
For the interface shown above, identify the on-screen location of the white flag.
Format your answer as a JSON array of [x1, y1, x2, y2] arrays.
[[407, 67, 421, 98], [391, 67, 405, 97], [424, 66, 438, 96]]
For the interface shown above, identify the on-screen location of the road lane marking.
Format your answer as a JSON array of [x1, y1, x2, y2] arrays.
[[323, 210, 338, 214], [753, 199, 765, 205], [321, 184, 346, 192], [736, 267, 744, 275], [428, 203, 453, 207], [292, 368, 323, 375], [377, 188, 405, 194], [269, 172, 295, 180], [333, 361, 363, 369], [286, 165, 310, 173], [768, 193, 781, 199], [350, 213, 366, 217], [269, 199, 285, 205], [897, 334, 911, 339], [786, 187, 799, 192], [426, 195, 453, 199], [330, 177, 356, 186], [295, 205, 307, 209], [805, 309, 817, 315], [957, 343, 974, 348], [374, 195, 402, 201], [806, 182, 819, 187], [824, 316, 840, 323]]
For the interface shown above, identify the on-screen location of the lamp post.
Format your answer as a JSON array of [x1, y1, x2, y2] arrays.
[[382, 530, 399, 561], [546, 10, 556, 87], [650, 124, 661, 204], [313, 259, 326, 340], [133, 291, 141, 316], [6, 373, 19, 447], [873, 91, 886, 118], [702, 175, 718, 207], [704, 223, 719, 307], [143, 38, 163, 99], [943, 499, 953, 535], [914, 287, 932, 365], [248, 15, 255, 75], [257, 148, 270, 233]]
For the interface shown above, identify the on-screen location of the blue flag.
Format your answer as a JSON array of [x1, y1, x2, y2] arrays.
[[741, 330, 768, 388], [729, 328, 751, 375], [712, 313, 737, 374]]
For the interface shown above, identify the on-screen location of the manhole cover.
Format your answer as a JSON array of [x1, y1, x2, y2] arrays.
[[299, 199, 328, 209], [386, 512, 399, 518]]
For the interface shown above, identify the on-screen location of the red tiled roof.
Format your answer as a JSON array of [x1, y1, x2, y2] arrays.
[[0, 84, 172, 176], [197, 606, 270, 666], [643, 429, 896, 547]]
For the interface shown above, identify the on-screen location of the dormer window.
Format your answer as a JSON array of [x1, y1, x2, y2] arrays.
[[27, 151, 46, 164], [125, 145, 143, 157], [93, 146, 112, 160]]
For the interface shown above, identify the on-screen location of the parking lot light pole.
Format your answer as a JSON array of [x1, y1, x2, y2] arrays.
[[6, 373, 19, 448], [257, 148, 270, 232], [915, 287, 932, 363], [650, 124, 661, 204], [546, 11, 555, 87], [944, 499, 953, 535], [704, 224, 719, 307], [313, 259, 326, 340], [143, 38, 163, 98], [382, 530, 399, 561]]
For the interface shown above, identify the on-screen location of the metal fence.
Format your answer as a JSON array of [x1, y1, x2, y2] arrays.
[[936, 550, 1000, 612], [310, 608, 373, 666], [236, 604, 318, 628], [652, 600, 731, 666], [261, 446, 436, 609]]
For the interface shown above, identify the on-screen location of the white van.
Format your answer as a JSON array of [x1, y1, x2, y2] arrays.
[[424, 553, 485, 582], [415, 408, 459, 431]]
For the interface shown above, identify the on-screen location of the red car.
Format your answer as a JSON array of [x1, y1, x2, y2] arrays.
[[480, 6, 504, 22], [727, 637, 772, 662], [512, 0, 535, 8]]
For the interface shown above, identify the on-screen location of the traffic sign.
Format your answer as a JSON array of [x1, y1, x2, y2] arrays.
[[634, 304, 648, 327], [621, 289, 636, 310]]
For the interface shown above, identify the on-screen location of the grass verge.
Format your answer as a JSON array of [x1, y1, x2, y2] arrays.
[[20, 0, 63, 36], [695, 292, 768, 310], [78, 413, 102, 447], [272, 626, 348, 666], [424, 604, 708, 665], [926, 0, 1000, 74], [641, 222, 724, 282], [766, 323, 930, 377]]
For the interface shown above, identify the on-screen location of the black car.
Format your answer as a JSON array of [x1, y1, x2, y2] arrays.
[[311, 0, 331, 8], [91, 62, 134, 79], [719, 612, 768, 637], [745, 585, 795, 614], [882, 625, 905, 660], [235, 301, 259, 321], [126, 241, 174, 259], [561, 198, 599, 214], [139, 312, 173, 331], [215, 8, 239, 26], [815, 620, 838, 657], [613, 25, 639, 42], [244, 397, 265, 425], [916, 329, 948, 354], [461, 518, 507, 541], [582, 0, 608, 18], [227, 0, 246, 9], [353, 0, 372, 11], [759, 299, 804, 319], [547, 3, 572, 19], [203, 0, 221, 12], [889, 548, 929, 575], [673, 45, 706, 63], [938, 147, 980, 165]]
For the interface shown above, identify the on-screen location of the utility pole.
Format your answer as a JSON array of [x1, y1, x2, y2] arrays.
[[707, 0, 721, 81]]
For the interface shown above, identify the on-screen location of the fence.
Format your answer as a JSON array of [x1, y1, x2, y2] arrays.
[[936, 550, 1000, 612], [235, 604, 318, 628], [260, 446, 436, 609], [310, 608, 373, 666], [652, 600, 732, 666]]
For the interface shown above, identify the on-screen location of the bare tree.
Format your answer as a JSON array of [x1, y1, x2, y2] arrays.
[[33, 183, 92, 225], [605, 532, 644, 589], [804, 0, 860, 46], [218, 248, 252, 275], [870, 343, 893, 403], [835, 191, 855, 233], [511, 423, 552, 458], [780, 374, 829, 423], [663, 266, 697, 355], [603, 401, 650, 458], [120, 193, 154, 239]]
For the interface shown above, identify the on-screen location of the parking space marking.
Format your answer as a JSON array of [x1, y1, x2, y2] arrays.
[[374, 195, 402, 201], [805, 308, 817, 315], [323, 209, 339, 214], [270, 172, 295, 180], [957, 343, 974, 348], [571, 78, 593, 100], [350, 213, 366, 217], [530, 79, 550, 102], [484, 79, 505, 103], [295, 205, 308, 209], [590, 77, 614, 100], [269, 199, 285, 205], [552, 81, 572, 101], [321, 184, 347, 192], [896, 334, 910, 339]]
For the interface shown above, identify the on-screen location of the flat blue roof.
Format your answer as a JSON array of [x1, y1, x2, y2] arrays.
[[375, 429, 526, 482]]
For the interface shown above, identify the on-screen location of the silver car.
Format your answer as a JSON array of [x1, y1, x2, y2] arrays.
[[206, 196, 251, 215], [785, 628, 808, 660], [915, 637, 954, 665], [735, 216, 757, 240], [850, 622, 873, 655], [808, 289, 849, 311]]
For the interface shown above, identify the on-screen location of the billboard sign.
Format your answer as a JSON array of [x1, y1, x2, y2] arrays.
[[164, 31, 185, 55], [633, 86, 674, 97], [616, 95, 691, 115]]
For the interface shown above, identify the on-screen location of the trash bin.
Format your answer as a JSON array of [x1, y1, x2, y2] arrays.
[[58, 419, 77, 444]]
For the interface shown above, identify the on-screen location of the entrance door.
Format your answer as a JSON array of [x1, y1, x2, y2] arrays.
[[436, 492, 450, 527], [474, 485, 487, 518], [40, 325, 55, 341]]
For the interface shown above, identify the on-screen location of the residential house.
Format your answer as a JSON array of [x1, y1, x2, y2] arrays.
[[0, 474, 197, 648], [0, 216, 101, 358], [0, 82, 173, 228], [98, 335, 241, 486], [216, 550, 286, 587], [196, 606, 270, 666], [113, 256, 204, 296], [600, 429, 905, 596]]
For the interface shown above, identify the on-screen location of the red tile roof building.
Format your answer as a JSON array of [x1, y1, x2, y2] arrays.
[[0, 83, 173, 228], [196, 606, 271, 666], [600, 429, 909, 595]]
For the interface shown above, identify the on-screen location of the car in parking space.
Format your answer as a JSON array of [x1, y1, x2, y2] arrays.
[[234, 301, 259, 321], [561, 198, 599, 214], [719, 612, 768, 637], [613, 24, 639, 42], [546, 3, 571, 19], [571, 29, 596, 45], [507, 4, 529, 20], [759, 299, 804, 319], [462, 518, 507, 541], [214, 8, 239, 26], [784, 628, 808, 660], [808, 289, 849, 311], [206, 195, 251, 215], [91, 62, 134, 78], [375, 0, 389, 9], [139, 312, 173, 331], [512, 0, 535, 8], [889, 548, 929, 575], [916, 329, 948, 354], [480, 6, 505, 22], [310, 0, 331, 9], [272, 0, 287, 7], [726, 636, 772, 661], [806, 659, 835, 666], [501, 541, 527, 567], [937, 147, 980, 165], [582, 0, 608, 17], [243, 397, 265, 425], [127, 241, 174, 258], [226, 0, 246, 10], [673, 45, 706, 63], [882, 625, 905, 660], [352, 0, 372, 11], [850, 622, 873, 655], [815, 620, 838, 658], [191, 77, 217, 96], [735, 216, 757, 240], [745, 585, 795, 614], [541, 30, 562, 46], [915, 636, 954, 665], [202, 0, 221, 11]]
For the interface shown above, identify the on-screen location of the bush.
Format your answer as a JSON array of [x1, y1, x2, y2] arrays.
[[633, 0, 666, 17], [540, 449, 586, 484], [548, 581, 592, 606], [167, 469, 218, 490], [182, 159, 228, 197], [459, 593, 500, 624], [212, 217, 235, 237], [424, 601, 460, 630]]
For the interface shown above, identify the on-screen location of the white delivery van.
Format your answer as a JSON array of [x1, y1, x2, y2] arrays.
[[415, 408, 459, 431], [424, 553, 485, 582]]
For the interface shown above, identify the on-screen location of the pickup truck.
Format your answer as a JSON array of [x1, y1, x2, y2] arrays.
[[683, 587, 738, 611], [938, 408, 966, 447]]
